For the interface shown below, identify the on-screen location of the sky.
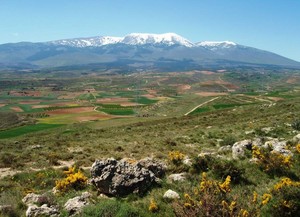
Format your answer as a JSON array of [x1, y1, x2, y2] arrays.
[[0, 0, 300, 61]]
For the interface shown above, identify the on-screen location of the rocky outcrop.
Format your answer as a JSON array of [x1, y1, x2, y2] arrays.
[[64, 192, 91, 216], [232, 140, 252, 159], [90, 158, 160, 197], [163, 189, 180, 199], [26, 204, 59, 217], [138, 157, 166, 178], [292, 134, 300, 144], [265, 138, 292, 156]]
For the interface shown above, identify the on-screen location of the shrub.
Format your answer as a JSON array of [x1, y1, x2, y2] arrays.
[[168, 151, 185, 165], [148, 198, 159, 213], [291, 119, 300, 131], [252, 146, 292, 175], [55, 167, 87, 192]]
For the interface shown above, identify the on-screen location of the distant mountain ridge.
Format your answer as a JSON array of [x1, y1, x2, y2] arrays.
[[0, 33, 299, 70]]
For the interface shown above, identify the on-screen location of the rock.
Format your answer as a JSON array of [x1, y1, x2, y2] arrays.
[[90, 158, 159, 197], [163, 189, 180, 200], [22, 193, 50, 206], [252, 138, 263, 147], [232, 140, 252, 159], [292, 134, 300, 144], [138, 157, 166, 178], [182, 156, 192, 167], [245, 130, 255, 135], [265, 139, 293, 156], [168, 173, 187, 182], [26, 204, 59, 217], [64, 192, 91, 216], [218, 145, 232, 153], [261, 127, 273, 134]]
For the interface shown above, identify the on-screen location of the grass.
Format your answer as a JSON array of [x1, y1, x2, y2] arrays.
[[98, 108, 135, 115], [131, 97, 158, 105], [0, 123, 63, 139]]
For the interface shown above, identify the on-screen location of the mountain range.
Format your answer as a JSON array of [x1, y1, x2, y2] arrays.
[[0, 33, 299, 71]]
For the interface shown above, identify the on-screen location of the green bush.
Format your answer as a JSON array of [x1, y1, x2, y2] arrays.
[[291, 119, 300, 131]]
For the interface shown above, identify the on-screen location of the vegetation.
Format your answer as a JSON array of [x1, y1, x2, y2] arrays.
[[0, 68, 300, 216]]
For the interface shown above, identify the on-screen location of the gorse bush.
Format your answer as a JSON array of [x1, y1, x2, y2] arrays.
[[168, 151, 185, 165], [252, 146, 292, 175], [55, 167, 87, 192]]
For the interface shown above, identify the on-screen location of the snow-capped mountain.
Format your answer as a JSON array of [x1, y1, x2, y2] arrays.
[[0, 33, 299, 70], [121, 33, 194, 47], [50, 36, 123, 47], [50, 33, 194, 47]]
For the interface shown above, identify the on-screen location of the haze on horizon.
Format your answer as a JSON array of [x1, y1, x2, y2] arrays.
[[1, 0, 299, 61]]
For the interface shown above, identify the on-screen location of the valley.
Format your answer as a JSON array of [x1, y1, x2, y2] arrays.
[[0, 66, 300, 216]]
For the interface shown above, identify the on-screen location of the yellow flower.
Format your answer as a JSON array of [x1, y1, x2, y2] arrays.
[[219, 176, 231, 193], [149, 199, 159, 212], [184, 203, 192, 209], [240, 209, 249, 217], [252, 191, 258, 203], [296, 144, 300, 153], [229, 201, 236, 212], [261, 193, 272, 205]]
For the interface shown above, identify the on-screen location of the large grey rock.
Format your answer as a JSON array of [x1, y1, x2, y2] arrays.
[[232, 140, 252, 159], [163, 189, 180, 199], [138, 157, 166, 178], [64, 192, 91, 216], [90, 158, 159, 197], [168, 173, 187, 182], [22, 193, 50, 206], [26, 204, 59, 217]]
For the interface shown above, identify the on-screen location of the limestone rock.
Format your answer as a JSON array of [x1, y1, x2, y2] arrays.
[[163, 189, 180, 200], [218, 145, 232, 154], [292, 134, 300, 144], [168, 173, 187, 182], [232, 139, 252, 159], [22, 193, 50, 206], [64, 192, 92, 216], [138, 157, 166, 178], [26, 204, 59, 217], [90, 158, 159, 197]]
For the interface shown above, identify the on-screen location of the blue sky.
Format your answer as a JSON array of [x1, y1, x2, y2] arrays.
[[1, 0, 300, 61]]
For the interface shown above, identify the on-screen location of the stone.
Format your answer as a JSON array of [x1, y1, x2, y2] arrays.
[[232, 139, 252, 159], [292, 134, 300, 144], [168, 173, 187, 182], [64, 192, 92, 216], [163, 189, 180, 200], [138, 157, 166, 178], [218, 145, 232, 153], [182, 156, 192, 167], [265, 139, 293, 156], [22, 193, 50, 206], [26, 204, 59, 217], [252, 138, 263, 147], [90, 158, 159, 197]]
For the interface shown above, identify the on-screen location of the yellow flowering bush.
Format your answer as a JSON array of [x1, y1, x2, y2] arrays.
[[148, 198, 159, 212], [55, 166, 88, 192], [168, 151, 185, 165], [296, 144, 300, 154], [252, 146, 292, 174]]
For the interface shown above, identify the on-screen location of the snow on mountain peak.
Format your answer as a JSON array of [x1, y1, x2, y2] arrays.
[[197, 41, 237, 48], [50, 36, 123, 47], [122, 33, 194, 47]]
